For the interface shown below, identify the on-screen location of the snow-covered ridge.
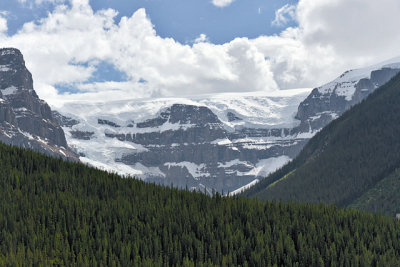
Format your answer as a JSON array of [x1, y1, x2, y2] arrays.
[[318, 57, 400, 100], [54, 88, 311, 193], [56, 88, 311, 132]]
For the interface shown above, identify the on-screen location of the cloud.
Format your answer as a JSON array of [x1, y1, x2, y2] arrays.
[[0, 2, 278, 104], [0, 0, 400, 107], [0, 15, 7, 34], [194, 34, 209, 44], [297, 0, 400, 59], [212, 0, 235, 8], [272, 4, 296, 27]]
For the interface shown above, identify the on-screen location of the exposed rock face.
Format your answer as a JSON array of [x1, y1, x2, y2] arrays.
[[70, 130, 94, 140], [57, 91, 311, 193], [296, 63, 400, 132], [93, 104, 307, 193], [52, 110, 79, 128], [0, 48, 77, 160], [227, 112, 242, 122], [98, 119, 121, 128]]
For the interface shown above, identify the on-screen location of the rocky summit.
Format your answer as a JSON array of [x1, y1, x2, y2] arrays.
[[0, 48, 77, 160]]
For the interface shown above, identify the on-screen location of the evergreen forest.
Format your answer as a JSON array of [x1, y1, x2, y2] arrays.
[[1, 142, 400, 266]]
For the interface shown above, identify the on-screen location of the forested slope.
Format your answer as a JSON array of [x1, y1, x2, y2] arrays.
[[243, 72, 400, 215], [1, 142, 400, 265]]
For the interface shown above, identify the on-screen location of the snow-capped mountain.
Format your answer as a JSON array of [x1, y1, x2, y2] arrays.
[[54, 56, 400, 194], [0, 48, 77, 160], [296, 58, 400, 132], [56, 89, 312, 193]]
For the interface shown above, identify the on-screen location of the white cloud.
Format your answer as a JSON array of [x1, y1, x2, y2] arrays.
[[0, 3, 278, 104], [272, 4, 296, 27], [0, 16, 7, 34], [194, 34, 209, 44], [297, 0, 400, 59], [0, 0, 400, 107], [212, 0, 235, 8]]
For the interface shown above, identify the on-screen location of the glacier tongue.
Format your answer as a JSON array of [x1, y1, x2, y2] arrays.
[[56, 88, 312, 193]]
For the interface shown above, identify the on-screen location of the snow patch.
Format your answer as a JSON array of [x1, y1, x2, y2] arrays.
[[165, 161, 210, 180], [1, 86, 18, 96], [0, 65, 11, 72], [218, 159, 253, 168], [211, 138, 232, 145], [245, 156, 291, 177], [228, 179, 259, 196]]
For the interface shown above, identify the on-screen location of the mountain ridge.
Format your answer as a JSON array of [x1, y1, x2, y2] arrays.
[[55, 89, 311, 193]]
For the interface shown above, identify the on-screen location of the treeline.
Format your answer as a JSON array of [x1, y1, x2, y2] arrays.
[[243, 72, 400, 215], [1, 143, 400, 265]]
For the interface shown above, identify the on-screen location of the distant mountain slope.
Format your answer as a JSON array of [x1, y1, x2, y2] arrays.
[[55, 89, 312, 193], [295, 57, 400, 132], [0, 48, 77, 160], [1, 140, 400, 265], [243, 72, 400, 215], [349, 168, 400, 216]]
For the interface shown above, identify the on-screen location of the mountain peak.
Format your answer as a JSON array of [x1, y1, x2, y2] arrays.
[[0, 47, 23, 57], [295, 59, 400, 132], [0, 47, 35, 95], [0, 47, 77, 160], [0, 48, 25, 70]]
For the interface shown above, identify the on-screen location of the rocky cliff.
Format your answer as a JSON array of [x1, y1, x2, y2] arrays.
[[295, 60, 400, 132], [0, 48, 77, 160]]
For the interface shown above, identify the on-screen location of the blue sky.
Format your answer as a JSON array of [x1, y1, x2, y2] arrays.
[[0, 0, 399, 105], [1, 0, 298, 44]]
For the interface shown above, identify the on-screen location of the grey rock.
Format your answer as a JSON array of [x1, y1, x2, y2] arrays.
[[296, 66, 400, 132], [227, 111, 242, 122], [0, 48, 78, 161], [98, 119, 121, 127], [52, 110, 79, 127], [70, 130, 94, 140], [100, 103, 307, 193], [168, 104, 220, 125]]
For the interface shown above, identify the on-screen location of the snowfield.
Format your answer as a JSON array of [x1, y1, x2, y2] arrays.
[[55, 88, 311, 192]]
